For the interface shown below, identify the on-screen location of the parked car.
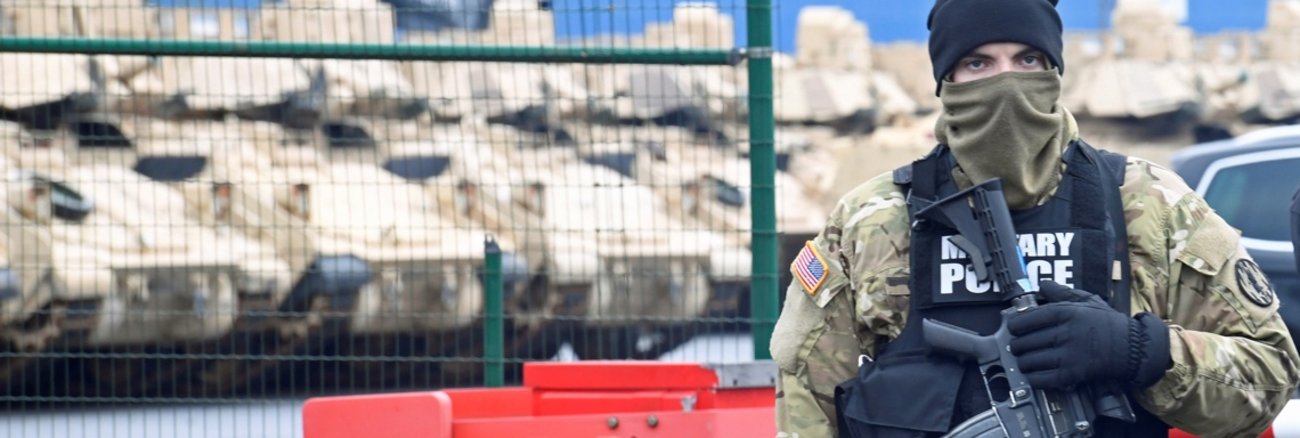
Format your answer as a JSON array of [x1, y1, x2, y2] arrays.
[[1171, 125, 1300, 345]]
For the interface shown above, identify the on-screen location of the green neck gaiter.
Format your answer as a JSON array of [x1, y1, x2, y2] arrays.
[[935, 70, 1073, 210]]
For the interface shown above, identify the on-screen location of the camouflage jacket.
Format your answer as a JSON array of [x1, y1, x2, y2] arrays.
[[772, 154, 1300, 437]]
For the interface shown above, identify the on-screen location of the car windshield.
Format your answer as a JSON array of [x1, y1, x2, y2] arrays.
[[1202, 157, 1300, 242]]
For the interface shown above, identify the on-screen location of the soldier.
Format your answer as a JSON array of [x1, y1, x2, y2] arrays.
[[771, 0, 1300, 437]]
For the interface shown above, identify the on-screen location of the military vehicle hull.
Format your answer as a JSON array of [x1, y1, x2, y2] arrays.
[[0, 163, 246, 399], [122, 121, 500, 393]]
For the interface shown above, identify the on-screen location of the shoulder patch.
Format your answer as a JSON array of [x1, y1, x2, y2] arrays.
[[1236, 259, 1275, 307], [792, 242, 829, 296]]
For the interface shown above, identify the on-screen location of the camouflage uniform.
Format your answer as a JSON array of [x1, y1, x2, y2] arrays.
[[772, 155, 1300, 437]]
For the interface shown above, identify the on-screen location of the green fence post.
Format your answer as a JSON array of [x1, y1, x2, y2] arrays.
[[0, 37, 734, 65], [747, 0, 778, 361], [483, 237, 504, 387]]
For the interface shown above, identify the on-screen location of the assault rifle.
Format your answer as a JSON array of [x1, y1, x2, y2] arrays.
[[912, 179, 1136, 438]]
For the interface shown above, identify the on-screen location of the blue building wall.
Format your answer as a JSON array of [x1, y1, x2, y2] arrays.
[[552, 0, 1272, 52], [1187, 0, 1268, 33], [150, 0, 1275, 53]]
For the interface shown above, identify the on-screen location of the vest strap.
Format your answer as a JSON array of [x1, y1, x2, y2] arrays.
[[1084, 141, 1133, 316]]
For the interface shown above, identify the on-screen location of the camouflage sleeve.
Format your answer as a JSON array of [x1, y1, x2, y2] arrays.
[[772, 191, 855, 438], [1124, 160, 1300, 436], [772, 173, 906, 438]]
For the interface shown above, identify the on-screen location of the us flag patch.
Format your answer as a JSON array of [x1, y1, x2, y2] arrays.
[[793, 242, 829, 295]]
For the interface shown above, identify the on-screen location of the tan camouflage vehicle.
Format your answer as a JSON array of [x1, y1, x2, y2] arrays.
[[0, 0, 159, 39], [1061, 0, 1204, 144], [303, 59, 431, 121], [132, 56, 326, 129], [122, 120, 488, 391], [404, 60, 584, 145], [489, 144, 744, 359], [0, 54, 265, 396], [416, 142, 586, 359], [773, 6, 919, 136], [0, 149, 67, 393], [0, 133, 244, 396], [1227, 1, 1300, 126], [402, 0, 589, 131], [0, 53, 146, 140], [616, 138, 824, 313], [140, 55, 516, 387]]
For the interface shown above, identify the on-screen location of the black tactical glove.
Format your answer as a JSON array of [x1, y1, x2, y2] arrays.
[[1006, 281, 1172, 390]]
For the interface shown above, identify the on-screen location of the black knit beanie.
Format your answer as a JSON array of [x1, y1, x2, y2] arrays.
[[928, 0, 1064, 96]]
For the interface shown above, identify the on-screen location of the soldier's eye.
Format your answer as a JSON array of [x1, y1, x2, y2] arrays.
[[964, 59, 987, 70], [1022, 55, 1041, 66]]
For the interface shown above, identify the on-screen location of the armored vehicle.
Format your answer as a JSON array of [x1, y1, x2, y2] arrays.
[[138, 56, 318, 126], [1061, 58, 1202, 137], [417, 143, 589, 366], [0, 55, 271, 396], [304, 59, 431, 121], [453, 142, 746, 359], [613, 139, 823, 312], [0, 152, 68, 394], [0, 53, 148, 143], [1061, 0, 1204, 143], [1237, 64, 1300, 125], [0, 155, 243, 397], [405, 60, 583, 144], [0, 119, 296, 396], [1228, 2, 1300, 126], [125, 120, 492, 392], [234, 98, 549, 383]]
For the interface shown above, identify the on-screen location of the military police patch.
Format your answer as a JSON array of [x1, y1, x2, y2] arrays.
[[793, 242, 828, 296], [1236, 259, 1275, 307]]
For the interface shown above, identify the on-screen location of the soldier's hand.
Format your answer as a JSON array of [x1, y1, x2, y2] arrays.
[[1007, 281, 1172, 390]]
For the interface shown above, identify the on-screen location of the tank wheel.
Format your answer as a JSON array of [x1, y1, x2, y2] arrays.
[[572, 323, 698, 360], [570, 325, 636, 360], [132, 272, 255, 398], [0, 282, 64, 393], [430, 316, 569, 387], [7, 298, 64, 353], [196, 293, 331, 397], [333, 333, 445, 391], [79, 347, 149, 397]]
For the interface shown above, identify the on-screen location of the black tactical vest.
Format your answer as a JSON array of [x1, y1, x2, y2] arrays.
[[834, 141, 1169, 437]]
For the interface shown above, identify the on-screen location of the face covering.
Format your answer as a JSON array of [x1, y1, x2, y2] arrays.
[[935, 70, 1074, 209]]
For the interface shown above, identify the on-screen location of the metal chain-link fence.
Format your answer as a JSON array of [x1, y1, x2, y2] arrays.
[[13, 1, 1282, 436], [0, 1, 834, 434]]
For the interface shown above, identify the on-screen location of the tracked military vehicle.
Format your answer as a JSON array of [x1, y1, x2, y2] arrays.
[[1061, 0, 1204, 145], [595, 138, 822, 317], [0, 53, 149, 144], [0, 54, 276, 396], [404, 60, 582, 144], [0, 151, 67, 395], [138, 53, 534, 388], [447, 142, 747, 360], [118, 119, 492, 393], [0, 148, 244, 398], [1225, 1, 1300, 127]]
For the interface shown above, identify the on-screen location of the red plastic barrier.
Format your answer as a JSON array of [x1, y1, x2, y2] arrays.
[[302, 361, 1281, 438], [303, 362, 775, 438], [304, 391, 452, 438]]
